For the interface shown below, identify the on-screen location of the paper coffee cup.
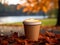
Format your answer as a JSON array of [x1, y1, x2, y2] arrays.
[[23, 18, 41, 41]]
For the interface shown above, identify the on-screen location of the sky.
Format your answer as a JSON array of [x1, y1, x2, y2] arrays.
[[1, 0, 27, 5]]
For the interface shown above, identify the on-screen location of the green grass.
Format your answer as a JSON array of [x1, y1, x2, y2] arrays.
[[3, 18, 57, 26], [4, 22, 23, 25], [40, 18, 57, 26]]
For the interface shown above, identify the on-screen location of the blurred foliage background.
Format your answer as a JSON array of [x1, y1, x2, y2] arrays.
[[0, 0, 58, 18]]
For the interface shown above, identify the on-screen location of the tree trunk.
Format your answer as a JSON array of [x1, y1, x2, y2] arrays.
[[56, 10, 60, 26], [56, 0, 59, 26]]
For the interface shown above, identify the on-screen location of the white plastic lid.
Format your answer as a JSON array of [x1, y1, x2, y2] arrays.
[[23, 18, 42, 25]]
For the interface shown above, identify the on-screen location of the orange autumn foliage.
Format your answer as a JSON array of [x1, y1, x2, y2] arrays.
[[23, 7, 29, 12], [17, 4, 22, 10], [16, 0, 58, 13], [42, 6, 48, 13], [27, 0, 37, 3]]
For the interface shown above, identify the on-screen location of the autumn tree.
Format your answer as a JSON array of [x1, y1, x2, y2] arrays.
[[16, 0, 58, 14]]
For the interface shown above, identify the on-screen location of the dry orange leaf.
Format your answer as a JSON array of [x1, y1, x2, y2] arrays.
[[23, 7, 29, 12], [42, 6, 48, 13], [17, 4, 22, 10], [27, 0, 37, 3]]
